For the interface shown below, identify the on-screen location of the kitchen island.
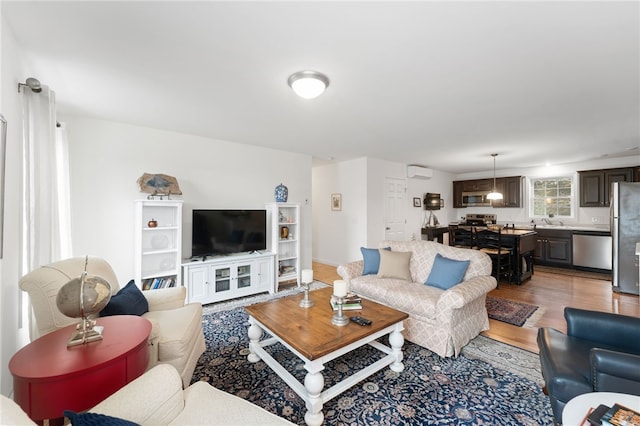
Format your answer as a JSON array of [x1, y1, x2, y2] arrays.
[[454, 226, 536, 284], [499, 228, 537, 284]]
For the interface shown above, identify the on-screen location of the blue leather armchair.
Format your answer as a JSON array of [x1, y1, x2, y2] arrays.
[[537, 307, 640, 424]]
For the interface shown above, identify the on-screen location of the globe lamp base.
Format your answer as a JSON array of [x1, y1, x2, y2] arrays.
[[67, 318, 104, 347]]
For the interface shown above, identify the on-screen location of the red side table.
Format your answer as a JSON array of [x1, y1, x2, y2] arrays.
[[9, 315, 151, 424]]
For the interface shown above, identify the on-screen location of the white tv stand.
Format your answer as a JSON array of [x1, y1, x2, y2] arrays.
[[182, 251, 275, 304]]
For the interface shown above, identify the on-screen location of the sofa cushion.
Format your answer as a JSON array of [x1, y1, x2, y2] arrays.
[[173, 381, 294, 425], [377, 249, 412, 281], [100, 280, 149, 317], [380, 240, 492, 283], [349, 276, 440, 320], [360, 246, 390, 275], [143, 303, 203, 367], [425, 253, 470, 290], [89, 364, 186, 425]]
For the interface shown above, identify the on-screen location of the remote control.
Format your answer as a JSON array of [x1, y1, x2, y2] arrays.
[[350, 316, 371, 326]]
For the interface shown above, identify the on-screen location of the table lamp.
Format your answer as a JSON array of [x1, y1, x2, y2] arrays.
[[56, 256, 112, 347]]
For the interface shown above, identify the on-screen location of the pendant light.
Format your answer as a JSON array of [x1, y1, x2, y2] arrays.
[[486, 153, 503, 201]]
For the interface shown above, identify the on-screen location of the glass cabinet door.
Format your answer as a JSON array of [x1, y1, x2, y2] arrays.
[[237, 264, 252, 289], [214, 267, 231, 293]]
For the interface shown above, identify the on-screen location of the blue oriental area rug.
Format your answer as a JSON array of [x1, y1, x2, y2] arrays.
[[192, 307, 553, 425]]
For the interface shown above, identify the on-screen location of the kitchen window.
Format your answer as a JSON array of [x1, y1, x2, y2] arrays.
[[530, 176, 574, 218]]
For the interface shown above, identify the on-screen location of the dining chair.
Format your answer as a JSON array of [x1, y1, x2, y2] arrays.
[[448, 225, 476, 249], [475, 227, 513, 284]]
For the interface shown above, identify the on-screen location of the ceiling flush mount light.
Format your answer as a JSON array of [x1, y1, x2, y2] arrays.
[[486, 153, 504, 201], [287, 70, 329, 99]]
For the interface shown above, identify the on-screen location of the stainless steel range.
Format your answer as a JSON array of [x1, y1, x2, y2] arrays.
[[463, 213, 497, 226]]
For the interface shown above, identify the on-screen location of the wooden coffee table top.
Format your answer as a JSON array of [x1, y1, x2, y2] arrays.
[[245, 286, 408, 360]]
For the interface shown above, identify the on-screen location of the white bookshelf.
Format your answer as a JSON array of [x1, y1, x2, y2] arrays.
[[265, 202, 300, 290], [134, 199, 183, 290]]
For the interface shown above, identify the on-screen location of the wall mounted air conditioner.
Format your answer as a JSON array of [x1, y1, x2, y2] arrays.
[[407, 165, 433, 179]]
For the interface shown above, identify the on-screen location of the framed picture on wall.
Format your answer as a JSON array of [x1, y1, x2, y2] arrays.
[[331, 193, 342, 211], [413, 197, 421, 207]]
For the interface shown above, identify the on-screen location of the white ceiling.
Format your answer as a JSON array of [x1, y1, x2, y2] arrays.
[[4, 1, 639, 173]]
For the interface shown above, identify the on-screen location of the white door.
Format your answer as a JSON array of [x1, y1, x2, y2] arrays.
[[384, 177, 406, 240]]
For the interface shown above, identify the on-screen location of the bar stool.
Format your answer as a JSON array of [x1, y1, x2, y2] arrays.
[[475, 227, 513, 284]]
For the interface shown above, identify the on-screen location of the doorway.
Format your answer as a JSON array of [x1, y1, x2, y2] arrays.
[[384, 177, 406, 240]]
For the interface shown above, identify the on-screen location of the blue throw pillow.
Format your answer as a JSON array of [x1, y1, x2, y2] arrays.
[[361, 246, 391, 275], [425, 253, 470, 290], [64, 410, 139, 426], [100, 280, 149, 317]]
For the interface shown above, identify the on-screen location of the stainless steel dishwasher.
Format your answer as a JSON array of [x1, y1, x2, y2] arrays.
[[572, 231, 612, 271]]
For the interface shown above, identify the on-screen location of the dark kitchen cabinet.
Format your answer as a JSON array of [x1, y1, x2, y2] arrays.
[[453, 177, 522, 208], [452, 179, 492, 208], [491, 176, 522, 208], [461, 179, 492, 192], [452, 181, 464, 208], [579, 167, 634, 207], [533, 229, 572, 266]]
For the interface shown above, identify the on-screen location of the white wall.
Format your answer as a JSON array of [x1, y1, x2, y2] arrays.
[[312, 157, 455, 266], [312, 158, 367, 266], [405, 165, 456, 237], [1, 13, 31, 396], [366, 158, 456, 245], [364, 158, 405, 249], [63, 115, 313, 286]]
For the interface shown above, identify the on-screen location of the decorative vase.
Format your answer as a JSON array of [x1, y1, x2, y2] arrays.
[[275, 183, 288, 203], [148, 219, 158, 228], [280, 226, 289, 239]]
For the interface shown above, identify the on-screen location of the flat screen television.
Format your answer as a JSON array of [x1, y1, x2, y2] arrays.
[[192, 209, 267, 258]]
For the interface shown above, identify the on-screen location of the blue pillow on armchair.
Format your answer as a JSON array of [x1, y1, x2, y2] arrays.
[[361, 246, 391, 275], [100, 280, 149, 317], [424, 253, 470, 290], [64, 410, 139, 426]]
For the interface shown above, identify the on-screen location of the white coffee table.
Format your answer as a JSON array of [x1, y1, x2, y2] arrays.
[[562, 392, 640, 425], [245, 287, 409, 426]]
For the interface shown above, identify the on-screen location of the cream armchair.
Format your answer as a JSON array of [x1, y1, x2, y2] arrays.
[[19, 256, 205, 387], [1, 364, 294, 426]]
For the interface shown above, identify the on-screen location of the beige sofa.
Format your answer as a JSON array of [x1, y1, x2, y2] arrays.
[[19, 256, 205, 387], [337, 240, 496, 357], [1, 364, 294, 426]]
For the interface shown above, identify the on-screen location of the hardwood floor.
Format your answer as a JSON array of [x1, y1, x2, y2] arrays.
[[311, 261, 640, 353]]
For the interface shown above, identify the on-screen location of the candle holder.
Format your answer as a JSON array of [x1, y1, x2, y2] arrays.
[[300, 269, 314, 308], [331, 296, 350, 326], [299, 281, 314, 308]]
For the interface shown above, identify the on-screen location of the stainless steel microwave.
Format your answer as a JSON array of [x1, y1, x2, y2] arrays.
[[461, 191, 492, 207]]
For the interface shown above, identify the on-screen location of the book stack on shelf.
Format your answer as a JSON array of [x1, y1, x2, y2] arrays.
[[279, 264, 295, 277], [142, 276, 177, 290], [330, 293, 362, 311], [584, 403, 640, 426]]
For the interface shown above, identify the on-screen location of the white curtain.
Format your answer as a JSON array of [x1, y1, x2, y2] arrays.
[[20, 85, 73, 276]]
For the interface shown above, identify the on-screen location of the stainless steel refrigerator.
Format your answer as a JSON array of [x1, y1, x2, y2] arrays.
[[611, 182, 640, 295]]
